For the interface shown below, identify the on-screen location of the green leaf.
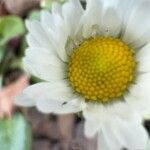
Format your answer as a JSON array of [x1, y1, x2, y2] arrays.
[[0, 113, 32, 150], [0, 16, 25, 45]]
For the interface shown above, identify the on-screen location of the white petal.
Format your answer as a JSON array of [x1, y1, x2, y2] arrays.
[[84, 118, 101, 138], [97, 131, 110, 150], [40, 11, 68, 61], [118, 0, 141, 31], [25, 20, 51, 49], [26, 34, 40, 47], [40, 10, 52, 27], [122, 0, 150, 48], [136, 43, 150, 62], [26, 18, 67, 61], [107, 100, 134, 120], [135, 72, 150, 85], [83, 101, 132, 125], [100, 8, 122, 37], [41, 10, 65, 44], [101, 0, 119, 8], [62, 0, 83, 37], [98, 118, 148, 150], [23, 57, 66, 81], [146, 140, 150, 150], [36, 97, 86, 114], [101, 0, 141, 37], [83, 100, 138, 127], [129, 74, 150, 100], [137, 59, 150, 72], [51, 2, 62, 15], [25, 47, 65, 68], [124, 92, 146, 116], [15, 82, 66, 101], [40, 11, 67, 61], [124, 73, 150, 116], [79, 0, 102, 38], [83, 103, 111, 123], [15, 81, 86, 114], [118, 120, 148, 150], [15, 94, 35, 107], [136, 43, 150, 72], [98, 124, 126, 150]]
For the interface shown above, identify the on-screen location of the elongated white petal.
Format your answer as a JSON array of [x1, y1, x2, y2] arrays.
[[23, 57, 66, 81], [107, 100, 134, 120], [15, 82, 86, 114], [15, 81, 86, 114], [26, 19, 68, 61], [40, 11, 68, 61], [36, 97, 86, 114], [40, 10, 52, 27], [51, 2, 62, 15], [83, 103, 111, 124], [98, 118, 148, 150], [101, 0, 119, 8], [62, 0, 83, 37], [136, 43, 150, 61], [26, 20, 52, 49], [15, 93, 35, 107], [84, 118, 101, 138], [98, 125, 126, 150], [117, 0, 141, 32], [15, 81, 68, 101], [100, 8, 122, 37], [79, 0, 102, 38], [124, 73, 150, 116], [138, 59, 150, 72], [25, 47, 65, 68], [122, 0, 150, 48], [136, 43, 150, 72], [26, 34, 40, 47], [83, 101, 133, 125]]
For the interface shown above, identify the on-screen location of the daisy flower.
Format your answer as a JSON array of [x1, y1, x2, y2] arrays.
[[16, 0, 150, 149]]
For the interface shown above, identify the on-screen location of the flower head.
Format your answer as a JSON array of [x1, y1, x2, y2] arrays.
[[16, 0, 150, 149], [68, 37, 135, 102]]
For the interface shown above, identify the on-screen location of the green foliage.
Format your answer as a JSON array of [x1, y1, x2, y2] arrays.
[[0, 113, 32, 150], [0, 16, 25, 46], [0, 16, 25, 66]]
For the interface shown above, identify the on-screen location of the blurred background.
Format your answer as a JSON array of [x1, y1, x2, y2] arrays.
[[0, 0, 98, 150], [0, 0, 150, 150]]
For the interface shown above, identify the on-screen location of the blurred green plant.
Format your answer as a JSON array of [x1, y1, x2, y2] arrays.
[[0, 16, 25, 84], [0, 113, 32, 150], [0, 16, 25, 46], [0, 16, 25, 70]]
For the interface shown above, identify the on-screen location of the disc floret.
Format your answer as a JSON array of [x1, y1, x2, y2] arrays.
[[68, 37, 135, 103]]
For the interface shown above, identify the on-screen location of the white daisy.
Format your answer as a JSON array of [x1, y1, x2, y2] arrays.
[[15, 0, 150, 149]]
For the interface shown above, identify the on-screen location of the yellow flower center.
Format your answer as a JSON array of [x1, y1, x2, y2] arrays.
[[68, 37, 135, 103]]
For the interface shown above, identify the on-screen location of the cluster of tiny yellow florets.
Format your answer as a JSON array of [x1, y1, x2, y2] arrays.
[[68, 37, 135, 103]]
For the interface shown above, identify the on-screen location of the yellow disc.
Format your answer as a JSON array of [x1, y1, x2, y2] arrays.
[[68, 37, 135, 103]]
